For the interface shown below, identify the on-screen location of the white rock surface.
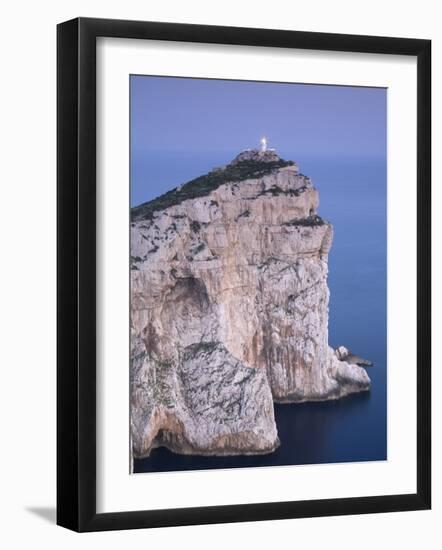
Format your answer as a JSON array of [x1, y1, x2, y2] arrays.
[[130, 150, 370, 458], [336, 346, 350, 361]]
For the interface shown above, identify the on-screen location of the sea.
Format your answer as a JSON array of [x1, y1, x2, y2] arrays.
[[133, 153, 387, 473]]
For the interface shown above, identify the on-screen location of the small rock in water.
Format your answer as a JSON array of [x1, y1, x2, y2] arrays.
[[335, 345, 373, 367], [335, 345, 349, 361]]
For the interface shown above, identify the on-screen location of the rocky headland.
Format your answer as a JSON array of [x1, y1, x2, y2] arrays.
[[130, 148, 371, 460]]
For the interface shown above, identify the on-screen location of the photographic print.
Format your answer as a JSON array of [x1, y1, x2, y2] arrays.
[[129, 76, 387, 474]]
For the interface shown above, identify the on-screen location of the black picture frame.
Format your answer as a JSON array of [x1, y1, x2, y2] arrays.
[[57, 17, 431, 532]]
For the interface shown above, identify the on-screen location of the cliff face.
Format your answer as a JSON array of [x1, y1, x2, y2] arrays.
[[130, 150, 370, 459]]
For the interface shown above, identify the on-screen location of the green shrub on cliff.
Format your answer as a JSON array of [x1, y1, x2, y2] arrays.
[[131, 158, 294, 221]]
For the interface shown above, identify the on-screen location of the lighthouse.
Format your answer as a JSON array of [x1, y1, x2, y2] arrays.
[[259, 136, 275, 153], [260, 136, 268, 152]]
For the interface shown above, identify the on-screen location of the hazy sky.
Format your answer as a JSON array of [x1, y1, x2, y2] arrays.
[[131, 75, 386, 206]]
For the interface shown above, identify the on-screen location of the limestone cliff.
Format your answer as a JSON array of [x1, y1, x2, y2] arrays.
[[130, 149, 370, 460]]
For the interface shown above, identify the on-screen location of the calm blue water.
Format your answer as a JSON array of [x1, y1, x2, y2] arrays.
[[134, 155, 387, 473]]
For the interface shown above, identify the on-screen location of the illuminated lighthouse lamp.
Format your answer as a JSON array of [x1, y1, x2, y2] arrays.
[[260, 136, 276, 152]]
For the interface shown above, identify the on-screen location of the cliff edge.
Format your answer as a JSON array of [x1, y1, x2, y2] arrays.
[[130, 149, 370, 459]]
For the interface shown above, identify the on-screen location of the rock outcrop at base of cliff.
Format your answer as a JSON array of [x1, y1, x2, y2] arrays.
[[131, 333, 278, 458], [130, 149, 370, 459]]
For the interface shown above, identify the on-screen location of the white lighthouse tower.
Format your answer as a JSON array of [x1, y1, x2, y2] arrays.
[[259, 136, 276, 153], [260, 136, 268, 152]]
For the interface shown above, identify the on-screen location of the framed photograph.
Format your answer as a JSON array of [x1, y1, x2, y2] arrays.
[[57, 17, 431, 532]]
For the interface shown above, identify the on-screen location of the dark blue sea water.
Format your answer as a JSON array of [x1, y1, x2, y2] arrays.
[[133, 154, 387, 474]]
